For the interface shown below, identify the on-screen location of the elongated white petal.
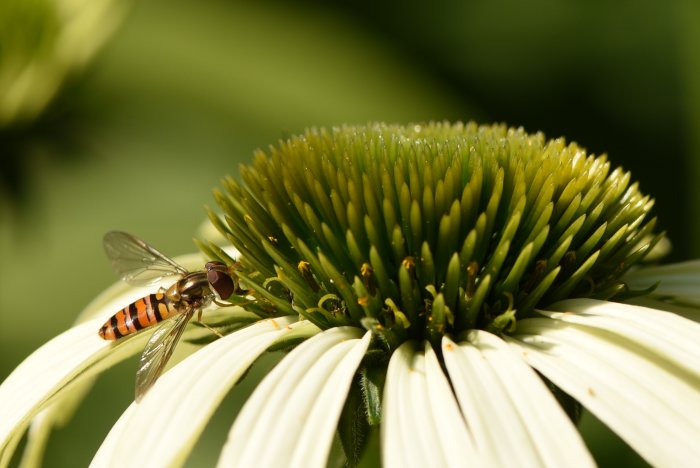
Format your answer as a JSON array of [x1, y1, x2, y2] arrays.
[[218, 327, 368, 468], [543, 298, 700, 377], [442, 334, 594, 467], [467, 331, 594, 467], [287, 331, 371, 468], [0, 318, 152, 466], [1, 429, 23, 468], [383, 342, 432, 468], [399, 348, 435, 468], [382, 341, 477, 468], [510, 314, 700, 467], [625, 259, 700, 278], [626, 296, 700, 322], [381, 341, 411, 468], [624, 260, 700, 306], [91, 316, 300, 468], [442, 337, 506, 466], [423, 342, 479, 466]]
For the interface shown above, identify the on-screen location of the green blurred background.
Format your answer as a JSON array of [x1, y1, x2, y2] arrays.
[[2, 0, 699, 466]]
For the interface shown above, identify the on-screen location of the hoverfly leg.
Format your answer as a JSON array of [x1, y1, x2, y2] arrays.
[[195, 308, 223, 338], [200, 321, 224, 338]]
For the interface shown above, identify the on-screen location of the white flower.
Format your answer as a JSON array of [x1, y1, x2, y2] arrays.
[[3, 123, 700, 467], [0, 259, 699, 467]]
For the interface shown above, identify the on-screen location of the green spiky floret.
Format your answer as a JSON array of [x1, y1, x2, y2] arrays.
[[203, 122, 661, 350]]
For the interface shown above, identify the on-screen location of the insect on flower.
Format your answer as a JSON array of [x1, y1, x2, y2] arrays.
[[99, 231, 242, 401]]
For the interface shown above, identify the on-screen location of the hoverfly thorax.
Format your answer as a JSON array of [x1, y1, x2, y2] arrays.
[[205, 261, 235, 300], [175, 273, 210, 303]]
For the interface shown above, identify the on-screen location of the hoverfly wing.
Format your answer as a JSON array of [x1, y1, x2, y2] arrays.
[[104, 231, 188, 286], [134, 307, 194, 402]]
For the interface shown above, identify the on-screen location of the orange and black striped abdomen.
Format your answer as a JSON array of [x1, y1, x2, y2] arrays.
[[99, 292, 178, 340]]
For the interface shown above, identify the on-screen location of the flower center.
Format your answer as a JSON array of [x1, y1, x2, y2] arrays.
[[209, 122, 660, 349]]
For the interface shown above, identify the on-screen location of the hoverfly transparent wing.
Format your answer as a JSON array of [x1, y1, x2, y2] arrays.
[[134, 306, 195, 402], [104, 231, 188, 286]]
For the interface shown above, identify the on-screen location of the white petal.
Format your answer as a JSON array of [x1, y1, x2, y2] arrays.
[[443, 334, 594, 467], [543, 298, 700, 378], [217, 327, 368, 468], [17, 416, 51, 468], [0, 429, 23, 468], [624, 260, 700, 306], [383, 342, 432, 468], [90, 316, 300, 468], [0, 318, 152, 465], [626, 296, 700, 322], [382, 341, 477, 468], [511, 314, 700, 467], [287, 331, 371, 468], [442, 337, 507, 466], [625, 259, 700, 278], [423, 342, 479, 466], [381, 341, 411, 468]]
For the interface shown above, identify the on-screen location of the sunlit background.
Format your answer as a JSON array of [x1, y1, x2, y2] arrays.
[[2, 0, 699, 466]]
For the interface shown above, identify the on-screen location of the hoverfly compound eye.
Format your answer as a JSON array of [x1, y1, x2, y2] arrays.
[[206, 263, 235, 299]]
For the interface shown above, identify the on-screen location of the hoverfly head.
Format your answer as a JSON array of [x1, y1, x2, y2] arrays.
[[205, 261, 235, 300]]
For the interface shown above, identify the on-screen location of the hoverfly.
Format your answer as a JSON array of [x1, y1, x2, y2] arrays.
[[99, 231, 240, 401]]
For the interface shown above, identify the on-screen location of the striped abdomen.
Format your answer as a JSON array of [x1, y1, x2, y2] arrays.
[[99, 292, 179, 340]]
